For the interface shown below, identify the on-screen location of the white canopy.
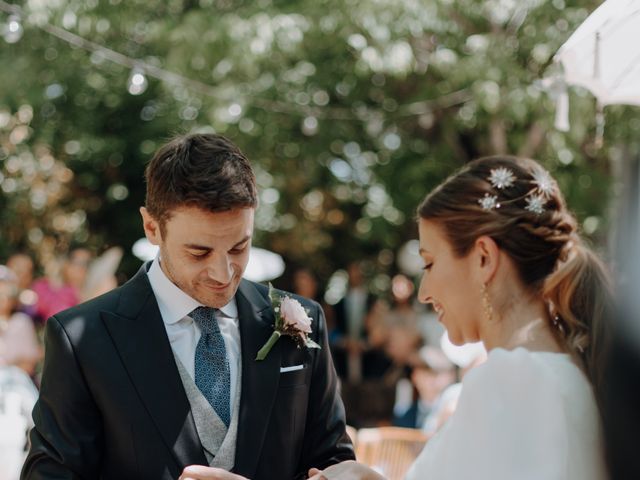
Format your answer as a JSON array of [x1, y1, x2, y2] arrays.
[[554, 0, 640, 107]]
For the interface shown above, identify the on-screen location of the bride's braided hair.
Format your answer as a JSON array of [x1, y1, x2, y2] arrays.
[[417, 155, 613, 391]]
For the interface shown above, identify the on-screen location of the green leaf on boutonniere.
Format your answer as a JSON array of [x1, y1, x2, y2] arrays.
[[256, 283, 321, 361], [268, 283, 283, 330]]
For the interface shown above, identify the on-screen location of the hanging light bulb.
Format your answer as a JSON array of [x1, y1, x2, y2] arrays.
[[3, 15, 23, 44], [127, 67, 148, 95]]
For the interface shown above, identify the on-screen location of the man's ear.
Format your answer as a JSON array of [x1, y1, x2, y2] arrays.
[[474, 235, 500, 285], [140, 207, 161, 245]]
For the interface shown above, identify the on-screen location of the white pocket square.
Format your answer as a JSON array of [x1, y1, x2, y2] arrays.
[[280, 364, 304, 373]]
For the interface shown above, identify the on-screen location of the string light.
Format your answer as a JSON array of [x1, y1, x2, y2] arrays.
[[0, 0, 471, 120], [127, 67, 148, 95], [2, 13, 21, 43]]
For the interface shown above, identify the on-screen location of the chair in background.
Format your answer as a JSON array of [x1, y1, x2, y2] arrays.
[[355, 427, 429, 480]]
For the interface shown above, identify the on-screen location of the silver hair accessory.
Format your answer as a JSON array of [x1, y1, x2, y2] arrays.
[[479, 166, 556, 215], [531, 169, 554, 197], [478, 193, 500, 211], [525, 193, 547, 215], [488, 167, 516, 189]]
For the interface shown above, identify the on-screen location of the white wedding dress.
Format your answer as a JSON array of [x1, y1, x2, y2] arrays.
[[405, 347, 607, 480]]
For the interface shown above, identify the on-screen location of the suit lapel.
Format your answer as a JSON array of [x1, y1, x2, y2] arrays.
[[234, 280, 281, 478], [101, 265, 207, 472]]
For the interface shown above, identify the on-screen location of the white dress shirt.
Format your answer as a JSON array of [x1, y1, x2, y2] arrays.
[[146, 258, 241, 414]]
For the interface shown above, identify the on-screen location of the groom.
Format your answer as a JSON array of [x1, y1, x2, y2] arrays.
[[22, 133, 354, 480]]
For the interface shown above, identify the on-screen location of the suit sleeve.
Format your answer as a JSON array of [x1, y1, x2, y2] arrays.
[[297, 302, 355, 475], [21, 316, 104, 480]]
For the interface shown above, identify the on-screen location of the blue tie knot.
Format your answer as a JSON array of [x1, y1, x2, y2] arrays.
[[190, 306, 219, 335]]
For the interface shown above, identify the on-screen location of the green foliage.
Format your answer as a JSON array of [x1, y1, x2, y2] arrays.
[[1, 0, 636, 284]]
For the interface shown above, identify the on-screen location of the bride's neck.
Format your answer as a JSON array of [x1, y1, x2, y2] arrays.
[[481, 297, 564, 354]]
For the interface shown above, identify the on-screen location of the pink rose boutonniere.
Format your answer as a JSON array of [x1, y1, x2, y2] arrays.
[[255, 284, 321, 361]]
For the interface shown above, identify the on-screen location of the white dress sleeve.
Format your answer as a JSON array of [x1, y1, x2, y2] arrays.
[[405, 348, 573, 480]]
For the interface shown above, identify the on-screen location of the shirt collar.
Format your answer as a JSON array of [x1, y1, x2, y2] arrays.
[[147, 256, 238, 325]]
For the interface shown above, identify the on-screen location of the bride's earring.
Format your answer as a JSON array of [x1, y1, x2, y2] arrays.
[[481, 283, 494, 323]]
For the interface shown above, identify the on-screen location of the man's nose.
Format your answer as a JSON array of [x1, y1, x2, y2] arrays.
[[206, 255, 233, 284]]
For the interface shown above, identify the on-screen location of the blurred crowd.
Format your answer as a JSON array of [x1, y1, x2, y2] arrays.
[[286, 261, 487, 433], [0, 247, 122, 479]]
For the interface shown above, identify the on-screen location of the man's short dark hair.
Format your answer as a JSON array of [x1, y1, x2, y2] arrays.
[[144, 133, 258, 228]]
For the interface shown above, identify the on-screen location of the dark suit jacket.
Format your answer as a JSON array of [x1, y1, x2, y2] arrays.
[[22, 265, 354, 480]]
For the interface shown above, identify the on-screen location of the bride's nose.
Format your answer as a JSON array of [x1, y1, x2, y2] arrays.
[[418, 274, 430, 304]]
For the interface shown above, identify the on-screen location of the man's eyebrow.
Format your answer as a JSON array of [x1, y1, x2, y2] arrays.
[[184, 243, 211, 250], [184, 236, 251, 251], [231, 236, 251, 249]]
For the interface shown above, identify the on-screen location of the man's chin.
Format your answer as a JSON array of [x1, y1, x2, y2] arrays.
[[195, 288, 237, 308]]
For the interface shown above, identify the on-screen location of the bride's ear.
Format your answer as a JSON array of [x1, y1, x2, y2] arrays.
[[473, 235, 500, 284]]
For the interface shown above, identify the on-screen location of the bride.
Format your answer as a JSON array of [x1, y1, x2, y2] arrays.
[[309, 155, 612, 480]]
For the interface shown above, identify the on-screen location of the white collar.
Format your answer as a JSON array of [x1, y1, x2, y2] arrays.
[[147, 256, 238, 325]]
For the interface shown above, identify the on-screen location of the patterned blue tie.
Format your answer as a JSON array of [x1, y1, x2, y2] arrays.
[[191, 307, 231, 428]]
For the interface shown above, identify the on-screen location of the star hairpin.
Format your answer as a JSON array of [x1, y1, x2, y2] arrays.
[[480, 166, 555, 215], [525, 193, 547, 215], [488, 167, 516, 190], [478, 193, 500, 211], [531, 169, 554, 198]]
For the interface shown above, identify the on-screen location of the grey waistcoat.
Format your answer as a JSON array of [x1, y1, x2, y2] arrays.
[[173, 352, 241, 470]]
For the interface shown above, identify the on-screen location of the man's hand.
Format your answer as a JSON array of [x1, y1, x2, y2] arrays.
[[179, 465, 249, 480], [308, 468, 324, 479]]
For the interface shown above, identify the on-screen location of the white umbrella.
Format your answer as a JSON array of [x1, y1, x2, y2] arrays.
[[552, 0, 640, 346], [550, 0, 640, 130], [243, 247, 285, 283], [131, 238, 285, 283], [550, 0, 640, 228], [555, 0, 640, 106]]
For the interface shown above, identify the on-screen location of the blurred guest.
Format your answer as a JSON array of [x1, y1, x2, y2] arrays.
[[386, 274, 417, 326], [417, 305, 446, 348], [32, 247, 92, 321], [0, 366, 39, 480], [363, 275, 422, 379], [0, 266, 42, 377], [292, 267, 320, 300], [292, 267, 336, 337], [393, 346, 455, 429], [6, 254, 34, 292], [332, 261, 377, 381], [384, 323, 422, 369], [421, 335, 487, 434], [62, 247, 92, 292], [5, 253, 38, 320]]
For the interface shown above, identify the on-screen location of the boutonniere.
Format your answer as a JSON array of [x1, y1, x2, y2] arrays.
[[255, 284, 321, 361]]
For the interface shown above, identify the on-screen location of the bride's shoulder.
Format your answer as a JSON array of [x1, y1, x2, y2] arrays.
[[462, 347, 579, 393], [487, 346, 571, 367]]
